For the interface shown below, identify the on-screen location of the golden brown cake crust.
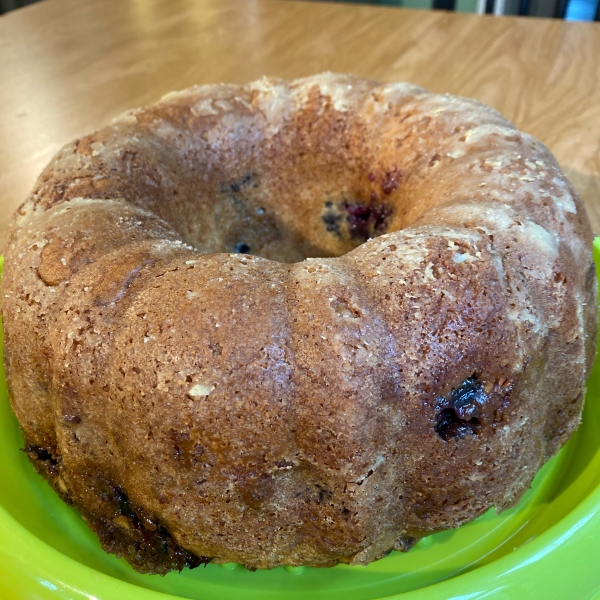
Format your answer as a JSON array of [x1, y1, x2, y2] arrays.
[[2, 73, 597, 572]]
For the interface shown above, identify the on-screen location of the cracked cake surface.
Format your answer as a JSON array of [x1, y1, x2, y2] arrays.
[[1, 73, 597, 572]]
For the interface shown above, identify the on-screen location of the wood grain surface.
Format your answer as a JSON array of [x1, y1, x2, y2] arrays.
[[0, 0, 599, 250]]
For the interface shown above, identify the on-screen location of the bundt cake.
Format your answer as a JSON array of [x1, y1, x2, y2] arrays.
[[2, 73, 596, 573]]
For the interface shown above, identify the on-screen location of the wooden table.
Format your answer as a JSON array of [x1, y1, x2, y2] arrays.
[[1, 0, 599, 250]]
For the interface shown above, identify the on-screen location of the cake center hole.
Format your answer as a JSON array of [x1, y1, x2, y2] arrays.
[[172, 169, 397, 264], [222, 195, 394, 263], [199, 191, 394, 264]]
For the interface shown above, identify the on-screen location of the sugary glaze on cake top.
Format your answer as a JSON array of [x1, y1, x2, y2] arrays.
[[2, 73, 597, 572]]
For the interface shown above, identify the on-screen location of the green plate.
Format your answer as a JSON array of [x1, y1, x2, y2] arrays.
[[2, 242, 600, 600]]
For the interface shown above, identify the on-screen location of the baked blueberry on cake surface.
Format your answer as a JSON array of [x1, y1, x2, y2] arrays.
[[2, 73, 596, 573]]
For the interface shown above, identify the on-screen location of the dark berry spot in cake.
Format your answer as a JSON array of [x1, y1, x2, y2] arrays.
[[114, 487, 136, 517], [227, 173, 257, 193], [234, 242, 251, 254], [446, 376, 487, 420], [322, 198, 392, 241], [435, 409, 481, 441], [381, 167, 403, 195], [25, 444, 57, 465], [341, 200, 393, 241], [24, 443, 60, 477], [322, 207, 343, 236], [435, 375, 487, 441]]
